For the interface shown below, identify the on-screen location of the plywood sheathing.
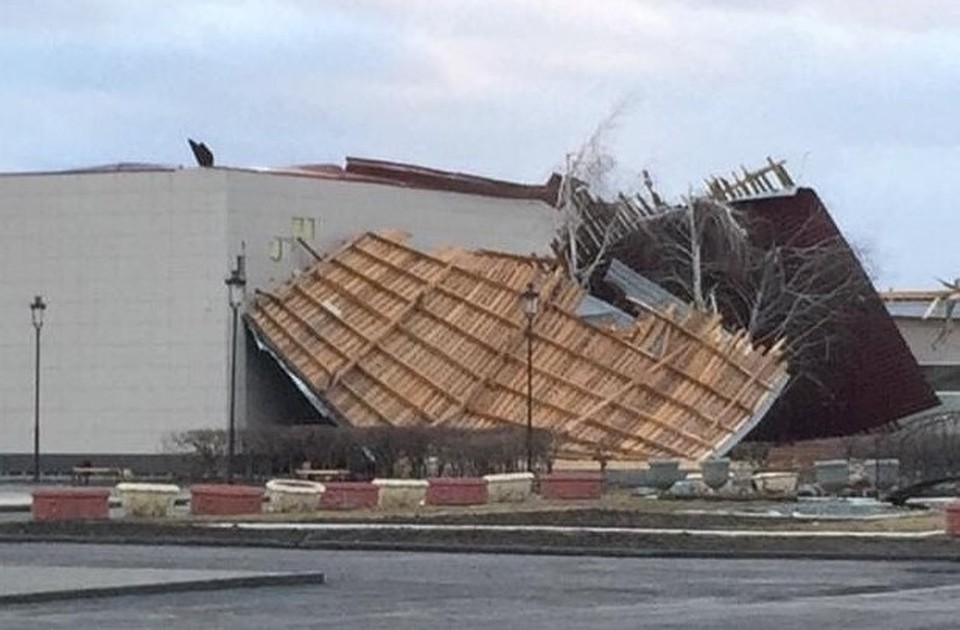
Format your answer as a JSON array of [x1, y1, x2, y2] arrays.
[[248, 231, 788, 462]]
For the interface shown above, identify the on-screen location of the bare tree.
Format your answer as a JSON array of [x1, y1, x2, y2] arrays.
[[558, 159, 872, 399], [555, 100, 673, 287]]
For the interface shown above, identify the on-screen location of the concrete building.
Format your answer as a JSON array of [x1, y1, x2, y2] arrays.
[[881, 289, 960, 414], [0, 160, 559, 470]]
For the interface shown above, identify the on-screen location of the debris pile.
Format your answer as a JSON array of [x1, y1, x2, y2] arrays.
[[246, 158, 937, 461]]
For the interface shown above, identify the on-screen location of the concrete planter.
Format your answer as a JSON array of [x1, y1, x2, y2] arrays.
[[483, 472, 534, 503], [426, 477, 488, 506], [190, 484, 264, 516], [946, 502, 960, 537], [752, 471, 799, 496], [320, 481, 379, 510], [265, 479, 324, 513], [373, 479, 428, 510], [116, 482, 180, 518], [863, 459, 900, 491], [646, 460, 684, 491], [539, 472, 602, 500], [32, 487, 111, 521], [814, 460, 850, 494], [700, 459, 731, 491]]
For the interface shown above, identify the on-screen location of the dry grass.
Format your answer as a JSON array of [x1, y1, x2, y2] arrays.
[[192, 488, 946, 533]]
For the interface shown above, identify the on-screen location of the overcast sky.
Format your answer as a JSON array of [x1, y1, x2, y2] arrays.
[[2, 0, 956, 287]]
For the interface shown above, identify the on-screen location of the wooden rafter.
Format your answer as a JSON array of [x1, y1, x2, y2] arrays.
[[246, 231, 789, 461]]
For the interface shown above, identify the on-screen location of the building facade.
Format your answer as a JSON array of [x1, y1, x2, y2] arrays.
[[0, 162, 558, 468], [881, 290, 960, 414]]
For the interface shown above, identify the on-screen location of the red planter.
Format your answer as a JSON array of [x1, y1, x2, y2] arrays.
[[189, 484, 263, 516], [539, 472, 603, 500], [319, 482, 379, 510], [427, 477, 487, 505], [32, 487, 111, 521], [426, 477, 488, 506], [946, 502, 960, 537]]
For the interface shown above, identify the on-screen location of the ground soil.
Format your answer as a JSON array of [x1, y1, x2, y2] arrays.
[[1, 491, 954, 560]]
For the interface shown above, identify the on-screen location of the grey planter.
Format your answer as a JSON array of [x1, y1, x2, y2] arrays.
[[864, 458, 900, 491], [815, 459, 850, 494], [701, 458, 730, 491], [647, 459, 684, 491]]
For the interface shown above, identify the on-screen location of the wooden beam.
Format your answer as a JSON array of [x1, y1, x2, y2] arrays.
[[330, 258, 459, 386], [250, 306, 337, 380], [581, 418, 690, 459], [305, 269, 393, 324], [547, 302, 757, 413], [295, 236, 322, 261]]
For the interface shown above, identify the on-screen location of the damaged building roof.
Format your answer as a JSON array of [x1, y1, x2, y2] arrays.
[[561, 168, 939, 441], [247, 231, 788, 462], [4, 156, 561, 204], [729, 188, 939, 439]]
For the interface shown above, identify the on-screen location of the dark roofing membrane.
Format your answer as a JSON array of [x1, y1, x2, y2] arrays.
[[731, 188, 938, 441]]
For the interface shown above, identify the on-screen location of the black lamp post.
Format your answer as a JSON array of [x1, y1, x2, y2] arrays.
[[29, 295, 46, 482], [225, 257, 246, 483], [520, 283, 539, 473]]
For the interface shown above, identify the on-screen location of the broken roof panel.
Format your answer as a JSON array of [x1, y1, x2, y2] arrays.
[[605, 259, 692, 318], [731, 188, 939, 439], [247, 232, 788, 462]]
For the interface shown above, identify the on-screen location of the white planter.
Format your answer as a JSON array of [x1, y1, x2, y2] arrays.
[[372, 479, 428, 510], [266, 479, 325, 513], [752, 471, 799, 496], [483, 472, 534, 503], [116, 482, 180, 518]]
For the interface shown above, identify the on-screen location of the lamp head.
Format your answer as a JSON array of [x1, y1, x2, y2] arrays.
[[520, 283, 539, 318], [225, 263, 247, 308], [30, 295, 46, 329]]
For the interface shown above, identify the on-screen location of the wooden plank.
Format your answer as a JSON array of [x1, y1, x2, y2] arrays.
[[331, 257, 459, 385], [581, 418, 691, 459], [547, 303, 756, 413], [251, 304, 340, 378], [625, 295, 778, 389]]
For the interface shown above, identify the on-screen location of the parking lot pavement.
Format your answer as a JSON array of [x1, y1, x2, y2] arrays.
[[1, 543, 959, 629]]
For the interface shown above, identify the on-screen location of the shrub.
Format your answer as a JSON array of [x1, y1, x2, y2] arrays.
[[169, 424, 555, 481]]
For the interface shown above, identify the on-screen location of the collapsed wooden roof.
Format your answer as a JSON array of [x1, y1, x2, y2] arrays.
[[247, 231, 788, 461]]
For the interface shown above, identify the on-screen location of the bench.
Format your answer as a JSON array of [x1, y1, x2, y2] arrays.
[[72, 467, 132, 485], [294, 468, 350, 482]]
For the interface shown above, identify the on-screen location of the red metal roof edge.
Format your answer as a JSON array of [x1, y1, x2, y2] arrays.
[[0, 162, 179, 177], [212, 164, 403, 187], [344, 157, 562, 205], [1, 157, 562, 204]]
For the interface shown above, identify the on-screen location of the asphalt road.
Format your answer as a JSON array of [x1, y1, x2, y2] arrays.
[[1, 543, 959, 629]]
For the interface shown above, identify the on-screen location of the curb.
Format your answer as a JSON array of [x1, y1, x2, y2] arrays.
[[1, 531, 959, 563], [0, 571, 325, 607]]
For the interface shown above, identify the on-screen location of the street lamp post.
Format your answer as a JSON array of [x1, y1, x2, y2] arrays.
[[225, 256, 246, 483], [30, 295, 46, 482], [520, 283, 539, 473]]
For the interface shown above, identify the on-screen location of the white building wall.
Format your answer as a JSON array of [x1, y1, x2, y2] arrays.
[[0, 167, 558, 457], [223, 170, 558, 292], [0, 170, 230, 455], [895, 319, 960, 366], [891, 317, 960, 412]]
